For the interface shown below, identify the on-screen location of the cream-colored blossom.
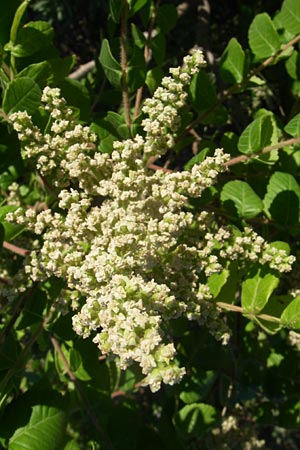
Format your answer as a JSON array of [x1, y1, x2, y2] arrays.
[[7, 50, 295, 392]]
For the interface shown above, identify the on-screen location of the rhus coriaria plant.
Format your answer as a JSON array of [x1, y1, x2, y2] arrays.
[[5, 51, 296, 391], [2, 0, 300, 449]]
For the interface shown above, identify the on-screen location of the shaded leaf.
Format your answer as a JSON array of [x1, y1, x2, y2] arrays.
[[10, 21, 54, 57], [109, 0, 123, 23], [99, 39, 122, 88], [173, 403, 218, 437], [220, 38, 246, 84], [129, 0, 149, 15], [131, 23, 146, 49], [264, 171, 300, 225], [150, 32, 166, 65], [180, 372, 216, 404], [248, 13, 280, 59], [145, 67, 163, 95], [157, 5, 178, 33], [127, 46, 146, 92]]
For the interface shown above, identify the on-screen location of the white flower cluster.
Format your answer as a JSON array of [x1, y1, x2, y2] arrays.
[[8, 50, 295, 392]]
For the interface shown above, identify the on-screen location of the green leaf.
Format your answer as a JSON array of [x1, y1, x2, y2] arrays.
[[3, 77, 41, 115], [145, 67, 163, 95], [9, 0, 30, 45], [109, 0, 123, 23], [242, 270, 279, 314], [60, 78, 91, 121], [0, 0, 20, 46], [16, 289, 48, 329], [131, 23, 146, 49], [9, 405, 67, 450], [281, 296, 300, 329], [10, 21, 54, 57], [263, 171, 300, 225], [180, 371, 216, 404], [285, 51, 300, 80], [173, 403, 218, 437], [49, 56, 76, 84], [150, 32, 166, 66], [220, 38, 246, 84], [17, 61, 51, 86], [129, 0, 149, 15], [63, 441, 81, 450], [285, 113, 300, 137], [157, 5, 178, 33], [127, 46, 146, 92], [256, 294, 291, 334], [238, 115, 273, 154], [2, 222, 26, 241], [99, 39, 122, 88], [248, 13, 280, 60], [208, 269, 230, 298], [279, 0, 300, 36], [190, 70, 217, 111], [221, 180, 264, 219]]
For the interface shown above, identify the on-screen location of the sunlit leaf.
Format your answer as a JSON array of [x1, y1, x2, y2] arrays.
[[248, 13, 280, 59], [242, 271, 279, 314], [99, 39, 122, 88], [3, 77, 41, 115], [285, 113, 300, 137], [221, 180, 263, 218], [278, 0, 300, 36], [9, 405, 67, 450], [281, 296, 300, 329]]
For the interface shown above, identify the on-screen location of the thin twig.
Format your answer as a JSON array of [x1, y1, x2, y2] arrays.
[[68, 60, 96, 80], [216, 301, 281, 324], [50, 336, 115, 450], [3, 241, 30, 256], [133, 0, 161, 119], [225, 137, 300, 167]]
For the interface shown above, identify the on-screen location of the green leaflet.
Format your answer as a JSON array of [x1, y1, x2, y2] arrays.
[[3, 77, 41, 115], [285, 51, 300, 80], [248, 13, 280, 60], [9, 405, 67, 450], [242, 270, 279, 314], [238, 115, 273, 154], [285, 113, 300, 137], [220, 37, 246, 84], [173, 403, 218, 437], [99, 39, 122, 89], [278, 0, 300, 36], [281, 296, 300, 329], [264, 171, 300, 225], [221, 180, 263, 219]]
